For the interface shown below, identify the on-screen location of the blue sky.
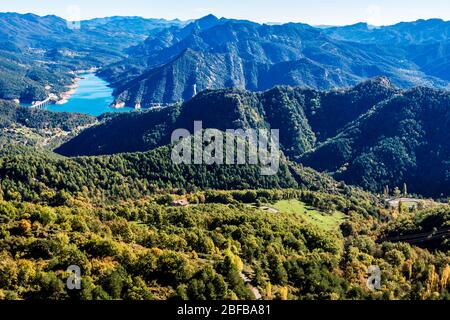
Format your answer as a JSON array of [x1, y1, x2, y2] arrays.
[[2, 0, 450, 25]]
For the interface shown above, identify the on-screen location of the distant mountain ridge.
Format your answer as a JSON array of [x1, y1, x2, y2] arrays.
[[1, 13, 450, 104], [99, 15, 450, 107], [0, 13, 185, 101]]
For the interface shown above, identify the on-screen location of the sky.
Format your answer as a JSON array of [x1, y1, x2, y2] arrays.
[[2, 0, 450, 26]]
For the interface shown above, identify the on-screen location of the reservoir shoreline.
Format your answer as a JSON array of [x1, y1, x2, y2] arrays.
[[56, 68, 100, 105], [44, 73, 134, 117]]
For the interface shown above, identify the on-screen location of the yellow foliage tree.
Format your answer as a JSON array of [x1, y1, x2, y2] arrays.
[[277, 287, 288, 300], [441, 265, 450, 290], [18, 219, 31, 234], [330, 292, 340, 300], [224, 248, 244, 273], [423, 265, 440, 299], [265, 282, 273, 300]]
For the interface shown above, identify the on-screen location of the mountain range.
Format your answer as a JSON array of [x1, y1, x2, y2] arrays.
[[2, 13, 450, 106], [2, 12, 450, 198], [0, 13, 184, 102], [54, 77, 450, 197], [0, 12, 449, 301], [98, 15, 450, 107]]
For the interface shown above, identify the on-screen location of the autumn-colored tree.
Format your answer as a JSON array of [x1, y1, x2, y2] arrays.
[[423, 265, 440, 299], [277, 287, 289, 300], [265, 282, 273, 300], [441, 265, 450, 290]]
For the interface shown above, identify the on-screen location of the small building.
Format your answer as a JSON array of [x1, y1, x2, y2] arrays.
[[386, 198, 422, 210], [172, 199, 189, 207]]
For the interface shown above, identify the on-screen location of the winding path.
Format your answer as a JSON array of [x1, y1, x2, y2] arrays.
[[384, 227, 450, 245], [240, 272, 262, 300]]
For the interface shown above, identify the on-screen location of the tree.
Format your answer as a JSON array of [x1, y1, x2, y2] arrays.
[[265, 282, 273, 300], [423, 265, 440, 299], [398, 200, 404, 214], [17, 219, 31, 235], [277, 287, 288, 300], [394, 187, 401, 198], [441, 265, 450, 291], [383, 186, 389, 198]]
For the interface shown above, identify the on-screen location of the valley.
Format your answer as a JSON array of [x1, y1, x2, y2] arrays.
[[0, 9, 449, 302]]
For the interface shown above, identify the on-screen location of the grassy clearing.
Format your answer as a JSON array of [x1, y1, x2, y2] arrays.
[[272, 199, 346, 232]]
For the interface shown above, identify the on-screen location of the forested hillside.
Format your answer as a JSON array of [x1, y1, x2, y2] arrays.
[[301, 87, 450, 197], [0, 132, 448, 301], [0, 100, 95, 130], [0, 104, 448, 301], [56, 77, 396, 157], [0, 149, 281, 203], [0, 185, 448, 300], [0, 100, 96, 149], [0, 13, 184, 101], [55, 77, 450, 197]]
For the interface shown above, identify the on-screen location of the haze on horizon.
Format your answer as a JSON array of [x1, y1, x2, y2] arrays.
[[2, 0, 450, 26]]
